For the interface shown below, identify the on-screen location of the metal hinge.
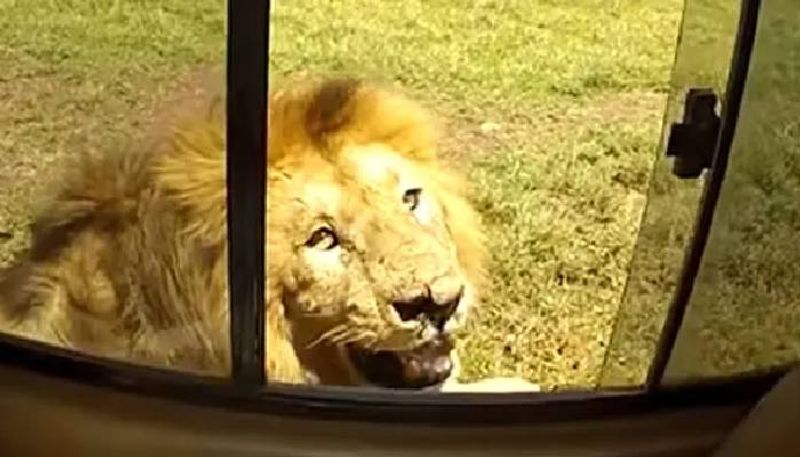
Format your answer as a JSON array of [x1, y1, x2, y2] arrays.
[[665, 88, 721, 179]]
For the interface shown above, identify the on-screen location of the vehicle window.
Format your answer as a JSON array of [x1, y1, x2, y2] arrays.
[[0, 0, 692, 392], [268, 0, 682, 391]]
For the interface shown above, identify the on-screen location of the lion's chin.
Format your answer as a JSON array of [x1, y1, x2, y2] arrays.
[[346, 334, 454, 389]]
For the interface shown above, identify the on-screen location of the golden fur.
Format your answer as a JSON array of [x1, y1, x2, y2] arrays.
[[0, 75, 488, 387]]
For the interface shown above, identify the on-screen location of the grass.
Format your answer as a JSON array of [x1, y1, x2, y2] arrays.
[[13, 0, 797, 391]]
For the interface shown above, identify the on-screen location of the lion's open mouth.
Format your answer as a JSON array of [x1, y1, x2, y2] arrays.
[[346, 334, 454, 389]]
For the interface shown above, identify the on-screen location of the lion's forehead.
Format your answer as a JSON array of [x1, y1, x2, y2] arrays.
[[340, 144, 421, 191], [273, 145, 427, 217], [300, 180, 343, 213]]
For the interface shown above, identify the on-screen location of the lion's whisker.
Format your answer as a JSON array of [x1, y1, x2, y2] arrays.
[[306, 324, 349, 349]]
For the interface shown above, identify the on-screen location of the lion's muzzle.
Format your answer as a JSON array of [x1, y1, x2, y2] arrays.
[[347, 281, 465, 389], [347, 334, 454, 389]]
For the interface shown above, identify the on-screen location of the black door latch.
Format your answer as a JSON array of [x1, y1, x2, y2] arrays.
[[665, 88, 721, 179]]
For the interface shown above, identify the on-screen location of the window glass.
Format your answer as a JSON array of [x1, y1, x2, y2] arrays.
[[0, 0, 689, 392], [664, 0, 800, 382], [269, 0, 682, 391], [0, 0, 229, 376], [600, 0, 743, 388]]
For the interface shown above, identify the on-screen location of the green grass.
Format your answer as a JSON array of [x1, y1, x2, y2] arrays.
[[0, 0, 712, 390]]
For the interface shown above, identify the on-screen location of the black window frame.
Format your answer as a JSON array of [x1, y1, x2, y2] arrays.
[[226, 0, 268, 389], [0, 0, 792, 426]]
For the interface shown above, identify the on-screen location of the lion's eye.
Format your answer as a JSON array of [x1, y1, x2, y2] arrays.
[[402, 188, 422, 211], [306, 226, 339, 250]]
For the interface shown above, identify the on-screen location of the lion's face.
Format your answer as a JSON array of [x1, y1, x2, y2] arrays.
[[258, 77, 486, 389], [267, 138, 485, 389]]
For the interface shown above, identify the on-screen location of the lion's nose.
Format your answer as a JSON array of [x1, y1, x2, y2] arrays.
[[392, 285, 464, 331]]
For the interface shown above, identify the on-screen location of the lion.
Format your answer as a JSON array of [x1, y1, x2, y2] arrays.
[[0, 74, 538, 392]]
